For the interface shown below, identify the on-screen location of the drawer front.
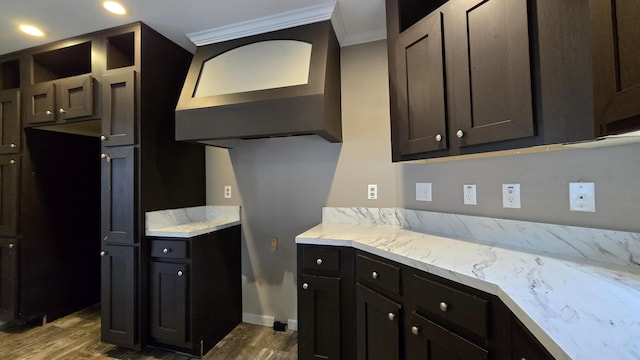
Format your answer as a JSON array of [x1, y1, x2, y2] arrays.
[[301, 246, 340, 274], [356, 253, 401, 296], [408, 273, 488, 338], [150, 240, 188, 259]]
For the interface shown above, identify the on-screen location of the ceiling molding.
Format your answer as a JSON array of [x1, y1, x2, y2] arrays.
[[187, 2, 337, 46], [340, 28, 387, 47]]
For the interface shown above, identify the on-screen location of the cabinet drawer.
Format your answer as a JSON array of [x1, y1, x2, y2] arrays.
[[301, 246, 340, 274], [408, 273, 488, 338], [356, 253, 401, 296], [150, 240, 188, 259]]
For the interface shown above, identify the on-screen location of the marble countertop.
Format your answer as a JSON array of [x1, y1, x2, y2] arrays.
[[146, 205, 240, 238], [296, 222, 640, 360]]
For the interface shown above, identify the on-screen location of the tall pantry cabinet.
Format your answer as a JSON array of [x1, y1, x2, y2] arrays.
[[98, 23, 205, 350]]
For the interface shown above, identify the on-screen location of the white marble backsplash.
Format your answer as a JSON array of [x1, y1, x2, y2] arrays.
[[322, 207, 640, 270]]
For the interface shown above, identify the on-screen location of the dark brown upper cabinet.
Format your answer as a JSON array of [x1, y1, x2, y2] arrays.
[[101, 70, 136, 146], [395, 9, 448, 156], [0, 90, 20, 154], [591, 0, 640, 135], [387, 0, 601, 161], [450, 0, 534, 147], [24, 74, 95, 125]]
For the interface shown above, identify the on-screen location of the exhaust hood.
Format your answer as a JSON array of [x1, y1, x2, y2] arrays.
[[175, 20, 341, 147]]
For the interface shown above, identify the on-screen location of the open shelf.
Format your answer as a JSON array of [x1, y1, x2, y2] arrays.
[[32, 42, 92, 83], [0, 59, 20, 90], [107, 32, 135, 70], [398, 0, 448, 32]]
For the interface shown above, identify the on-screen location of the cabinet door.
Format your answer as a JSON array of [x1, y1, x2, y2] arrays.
[[0, 90, 20, 154], [511, 316, 554, 360], [24, 81, 55, 124], [395, 9, 448, 156], [451, 0, 534, 147], [101, 245, 138, 347], [150, 261, 188, 347], [102, 70, 136, 146], [299, 274, 341, 360], [101, 146, 136, 244], [592, 0, 640, 134], [0, 156, 19, 237], [405, 312, 488, 360], [356, 283, 402, 360], [0, 238, 18, 322], [57, 74, 94, 120]]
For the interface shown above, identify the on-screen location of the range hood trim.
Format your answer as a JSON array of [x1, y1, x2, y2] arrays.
[[175, 21, 341, 146]]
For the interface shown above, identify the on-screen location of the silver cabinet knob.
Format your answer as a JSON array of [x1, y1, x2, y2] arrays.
[[456, 129, 464, 138], [100, 251, 107, 257], [387, 312, 395, 321], [372, 271, 379, 279], [10, 143, 16, 148], [439, 302, 448, 312], [411, 326, 420, 335], [162, 248, 169, 254], [101, 153, 111, 162], [59, 108, 66, 114], [435, 134, 442, 142], [9, 243, 15, 249], [100, 135, 107, 141], [9, 159, 15, 164], [302, 283, 309, 290], [177, 270, 183, 277], [316, 258, 322, 265], [46, 110, 53, 115]]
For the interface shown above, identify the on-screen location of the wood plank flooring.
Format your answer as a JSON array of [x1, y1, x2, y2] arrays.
[[0, 305, 297, 359]]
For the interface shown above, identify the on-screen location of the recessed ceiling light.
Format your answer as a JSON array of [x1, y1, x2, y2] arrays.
[[103, 1, 127, 15], [19, 24, 45, 37]]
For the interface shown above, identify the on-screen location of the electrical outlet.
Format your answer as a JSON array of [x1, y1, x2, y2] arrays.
[[569, 182, 595, 212], [270, 237, 278, 252], [416, 183, 432, 202], [368, 184, 378, 200], [224, 185, 232, 199], [502, 184, 521, 208], [463, 184, 477, 205]]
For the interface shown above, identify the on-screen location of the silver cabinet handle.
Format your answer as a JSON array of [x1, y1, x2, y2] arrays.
[[59, 108, 66, 114], [162, 248, 169, 254], [316, 258, 322, 265], [302, 283, 309, 290], [411, 326, 420, 335], [435, 134, 442, 142], [100, 135, 107, 141], [456, 129, 464, 138], [387, 312, 395, 321], [100, 251, 107, 257], [10, 143, 16, 148], [439, 302, 448, 312], [372, 271, 379, 279], [177, 270, 183, 277]]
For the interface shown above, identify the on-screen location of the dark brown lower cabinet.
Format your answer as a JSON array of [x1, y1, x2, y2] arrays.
[[148, 225, 241, 356], [405, 312, 487, 360], [510, 316, 554, 360], [355, 283, 402, 360], [298, 274, 341, 359], [0, 238, 18, 322], [101, 244, 138, 348]]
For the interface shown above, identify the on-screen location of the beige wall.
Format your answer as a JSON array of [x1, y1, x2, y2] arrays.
[[205, 40, 640, 323]]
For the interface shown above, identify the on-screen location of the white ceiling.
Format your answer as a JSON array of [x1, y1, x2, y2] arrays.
[[0, 0, 387, 55]]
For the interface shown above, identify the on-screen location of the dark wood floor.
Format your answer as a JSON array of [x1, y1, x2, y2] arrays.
[[0, 305, 297, 359]]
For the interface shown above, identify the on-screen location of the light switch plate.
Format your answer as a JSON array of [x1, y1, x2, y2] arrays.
[[502, 184, 521, 208], [569, 182, 595, 212], [463, 184, 477, 205], [416, 182, 432, 202]]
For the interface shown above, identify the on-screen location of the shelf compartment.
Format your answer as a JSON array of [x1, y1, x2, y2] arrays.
[[32, 42, 92, 83]]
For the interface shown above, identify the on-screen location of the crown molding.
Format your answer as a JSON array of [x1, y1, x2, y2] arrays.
[[187, 2, 336, 46]]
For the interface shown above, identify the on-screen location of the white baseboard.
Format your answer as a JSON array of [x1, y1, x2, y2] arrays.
[[242, 313, 298, 331]]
